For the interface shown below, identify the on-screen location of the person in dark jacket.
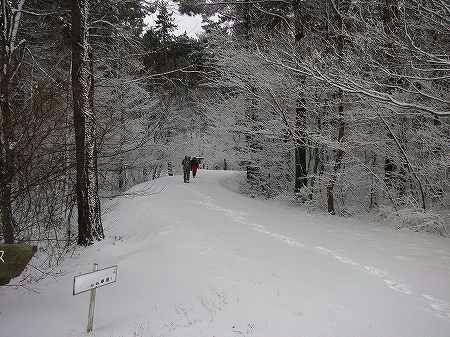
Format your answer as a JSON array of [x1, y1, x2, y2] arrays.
[[191, 157, 199, 178], [182, 156, 191, 183]]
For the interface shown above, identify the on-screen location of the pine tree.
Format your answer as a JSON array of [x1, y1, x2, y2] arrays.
[[154, 2, 177, 45]]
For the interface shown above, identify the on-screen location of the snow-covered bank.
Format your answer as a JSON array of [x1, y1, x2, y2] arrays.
[[1, 170, 449, 337]]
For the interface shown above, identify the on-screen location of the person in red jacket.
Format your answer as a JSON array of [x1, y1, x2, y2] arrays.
[[191, 157, 200, 178]]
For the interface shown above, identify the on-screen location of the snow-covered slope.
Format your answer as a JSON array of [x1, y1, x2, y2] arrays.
[[1, 170, 450, 337]]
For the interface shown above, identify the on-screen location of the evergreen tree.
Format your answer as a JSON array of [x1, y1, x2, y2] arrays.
[[154, 2, 177, 45]]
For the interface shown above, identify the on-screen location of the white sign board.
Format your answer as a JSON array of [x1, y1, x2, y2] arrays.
[[73, 265, 117, 295]]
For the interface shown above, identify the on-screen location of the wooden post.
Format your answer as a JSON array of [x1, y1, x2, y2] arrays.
[[86, 263, 98, 333]]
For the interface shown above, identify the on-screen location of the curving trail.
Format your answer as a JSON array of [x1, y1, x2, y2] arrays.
[[1, 170, 450, 337]]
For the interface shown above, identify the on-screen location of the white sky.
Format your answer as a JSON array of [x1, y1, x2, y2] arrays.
[[144, 0, 204, 38]]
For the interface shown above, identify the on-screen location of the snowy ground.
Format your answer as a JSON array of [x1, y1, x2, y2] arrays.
[[1, 170, 450, 337]]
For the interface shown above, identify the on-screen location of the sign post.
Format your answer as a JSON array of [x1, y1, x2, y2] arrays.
[[86, 263, 98, 333], [73, 264, 118, 334]]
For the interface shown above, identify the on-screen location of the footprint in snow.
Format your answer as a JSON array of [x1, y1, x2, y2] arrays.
[[251, 227, 305, 248], [285, 239, 305, 248], [232, 215, 246, 224], [315, 246, 334, 254], [364, 265, 388, 277], [423, 294, 450, 319], [252, 227, 270, 235], [383, 279, 412, 295], [335, 255, 359, 266]]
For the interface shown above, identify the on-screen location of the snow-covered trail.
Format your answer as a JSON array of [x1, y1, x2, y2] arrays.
[[1, 171, 450, 337]]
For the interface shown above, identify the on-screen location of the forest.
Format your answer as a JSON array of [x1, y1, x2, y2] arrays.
[[1, 0, 449, 269]]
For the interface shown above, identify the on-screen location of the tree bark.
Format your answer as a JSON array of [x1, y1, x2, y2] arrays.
[[327, 88, 345, 215], [294, 97, 307, 193], [382, 0, 404, 203], [293, 0, 308, 194], [89, 49, 103, 239], [71, 0, 103, 246], [0, 0, 24, 243], [369, 153, 378, 209], [0, 74, 15, 243], [326, 0, 348, 215], [241, 5, 260, 186]]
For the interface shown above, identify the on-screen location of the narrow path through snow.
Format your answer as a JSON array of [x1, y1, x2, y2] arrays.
[[1, 170, 449, 337]]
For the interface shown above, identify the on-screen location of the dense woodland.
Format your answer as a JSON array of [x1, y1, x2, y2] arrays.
[[0, 0, 449, 272]]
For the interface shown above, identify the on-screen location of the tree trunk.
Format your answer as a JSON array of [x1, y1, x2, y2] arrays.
[[309, 100, 326, 200], [0, 99, 14, 241], [369, 153, 378, 209], [382, 0, 402, 203], [294, 99, 307, 193], [293, 0, 308, 194], [90, 49, 103, 239], [72, 0, 103, 246], [326, 0, 348, 215], [327, 89, 345, 215], [0, 44, 15, 245], [241, 8, 259, 186]]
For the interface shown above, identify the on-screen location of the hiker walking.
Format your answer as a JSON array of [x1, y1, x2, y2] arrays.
[[182, 155, 191, 183], [167, 161, 173, 176], [191, 157, 200, 178]]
